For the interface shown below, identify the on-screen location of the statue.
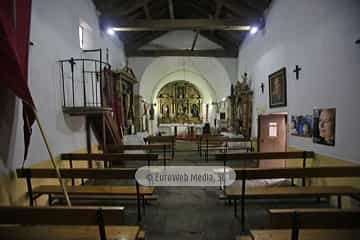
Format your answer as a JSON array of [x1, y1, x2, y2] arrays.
[[191, 104, 199, 118], [162, 103, 170, 118], [149, 104, 155, 120]]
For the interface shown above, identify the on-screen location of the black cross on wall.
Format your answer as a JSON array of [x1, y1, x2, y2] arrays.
[[293, 65, 302, 80]]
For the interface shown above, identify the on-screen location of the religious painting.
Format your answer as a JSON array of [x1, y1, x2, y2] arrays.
[[269, 68, 287, 108], [313, 108, 336, 146], [290, 115, 313, 138]]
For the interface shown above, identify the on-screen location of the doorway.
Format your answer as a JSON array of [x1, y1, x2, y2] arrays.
[[257, 113, 288, 168]]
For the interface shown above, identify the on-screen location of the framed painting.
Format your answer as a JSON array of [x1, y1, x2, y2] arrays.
[[269, 68, 287, 108]]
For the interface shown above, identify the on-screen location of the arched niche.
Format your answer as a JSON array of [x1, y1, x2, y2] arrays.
[[139, 56, 232, 104]]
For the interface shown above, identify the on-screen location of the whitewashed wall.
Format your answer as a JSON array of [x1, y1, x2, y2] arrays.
[[238, 0, 360, 162], [0, 0, 126, 172]]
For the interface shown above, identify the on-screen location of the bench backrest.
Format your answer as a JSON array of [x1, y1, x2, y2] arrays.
[[200, 136, 228, 142], [106, 144, 171, 152], [17, 168, 137, 180], [233, 166, 360, 180], [145, 136, 175, 144], [0, 206, 125, 225], [216, 151, 314, 161], [269, 208, 360, 229], [61, 153, 158, 162]]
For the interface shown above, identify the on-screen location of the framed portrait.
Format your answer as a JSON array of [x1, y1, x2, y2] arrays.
[[269, 68, 287, 108], [313, 108, 336, 146]]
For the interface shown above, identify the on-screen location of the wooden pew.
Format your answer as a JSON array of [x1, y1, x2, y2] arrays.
[[225, 137, 254, 153], [62, 153, 159, 171], [16, 168, 154, 222], [0, 206, 144, 240], [216, 151, 315, 186], [106, 144, 172, 166], [200, 136, 253, 161], [144, 136, 176, 160], [200, 136, 228, 161], [226, 166, 360, 230], [248, 208, 360, 240]]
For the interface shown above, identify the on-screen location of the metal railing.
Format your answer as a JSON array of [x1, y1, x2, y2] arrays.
[[59, 57, 111, 108]]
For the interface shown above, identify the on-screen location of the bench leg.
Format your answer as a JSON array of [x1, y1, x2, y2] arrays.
[[240, 179, 246, 232], [142, 195, 146, 215], [234, 199, 237, 217], [136, 183, 142, 223], [48, 194, 52, 206], [337, 195, 342, 209]]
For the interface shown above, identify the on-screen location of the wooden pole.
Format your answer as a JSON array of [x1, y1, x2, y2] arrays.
[[33, 109, 72, 207]]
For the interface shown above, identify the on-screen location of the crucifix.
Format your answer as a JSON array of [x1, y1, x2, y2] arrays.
[[293, 65, 302, 80]]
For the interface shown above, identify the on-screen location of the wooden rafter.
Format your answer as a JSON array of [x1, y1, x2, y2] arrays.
[[191, 31, 200, 51], [126, 49, 238, 58], [93, 0, 271, 56], [112, 19, 251, 31]]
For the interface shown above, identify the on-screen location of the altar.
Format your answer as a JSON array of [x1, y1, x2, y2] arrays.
[[159, 123, 203, 136]]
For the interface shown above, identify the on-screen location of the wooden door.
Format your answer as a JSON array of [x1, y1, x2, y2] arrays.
[[258, 114, 287, 168]]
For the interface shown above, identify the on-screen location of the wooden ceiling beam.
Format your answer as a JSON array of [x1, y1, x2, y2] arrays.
[[126, 49, 238, 58], [112, 19, 251, 31]]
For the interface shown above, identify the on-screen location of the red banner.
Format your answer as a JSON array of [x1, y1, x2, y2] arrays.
[[0, 0, 35, 161]]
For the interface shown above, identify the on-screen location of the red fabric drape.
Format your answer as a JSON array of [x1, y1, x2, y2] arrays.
[[0, 0, 35, 161]]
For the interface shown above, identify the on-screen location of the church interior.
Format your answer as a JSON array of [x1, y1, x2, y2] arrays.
[[0, 0, 360, 239]]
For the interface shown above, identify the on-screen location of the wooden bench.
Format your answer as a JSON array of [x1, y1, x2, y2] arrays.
[[0, 206, 144, 240], [16, 168, 154, 222], [200, 136, 253, 161], [226, 166, 360, 230], [144, 136, 176, 160], [106, 144, 172, 166], [226, 137, 254, 153], [216, 151, 315, 186], [250, 229, 360, 240], [62, 153, 159, 170], [199, 136, 228, 161], [250, 208, 360, 240]]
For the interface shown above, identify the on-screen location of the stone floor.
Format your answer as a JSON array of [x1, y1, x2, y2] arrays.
[[66, 141, 331, 240]]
